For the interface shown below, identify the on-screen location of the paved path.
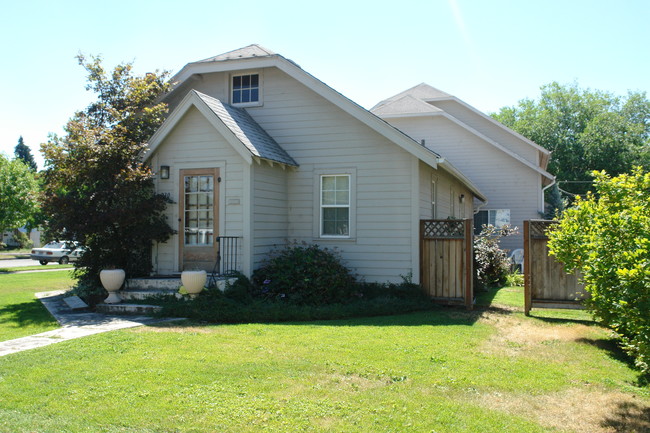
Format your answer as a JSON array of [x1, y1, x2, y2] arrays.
[[0, 291, 179, 357], [0, 258, 38, 268]]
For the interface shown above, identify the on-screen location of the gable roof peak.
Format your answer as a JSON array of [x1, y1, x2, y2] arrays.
[[196, 44, 277, 63], [372, 83, 452, 110]]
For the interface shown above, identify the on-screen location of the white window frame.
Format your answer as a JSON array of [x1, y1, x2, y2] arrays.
[[230, 71, 262, 107], [476, 209, 511, 229], [320, 174, 351, 238]]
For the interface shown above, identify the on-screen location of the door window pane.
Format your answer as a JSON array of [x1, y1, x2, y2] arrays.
[[184, 174, 214, 246]]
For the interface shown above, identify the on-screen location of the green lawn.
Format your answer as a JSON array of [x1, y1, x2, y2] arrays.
[[0, 282, 647, 432], [0, 270, 75, 341]]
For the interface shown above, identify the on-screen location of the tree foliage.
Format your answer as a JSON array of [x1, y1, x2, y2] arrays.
[[0, 154, 39, 234], [547, 168, 650, 375], [14, 136, 37, 171], [40, 55, 174, 283], [493, 82, 650, 196]]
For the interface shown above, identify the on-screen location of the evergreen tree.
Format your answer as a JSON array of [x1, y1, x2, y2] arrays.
[[14, 136, 37, 171]]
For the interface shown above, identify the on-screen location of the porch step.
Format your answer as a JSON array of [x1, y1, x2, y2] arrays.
[[96, 303, 162, 315], [126, 277, 181, 291], [118, 289, 181, 301]]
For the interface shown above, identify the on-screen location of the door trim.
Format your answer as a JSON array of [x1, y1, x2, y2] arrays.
[[179, 168, 220, 271]]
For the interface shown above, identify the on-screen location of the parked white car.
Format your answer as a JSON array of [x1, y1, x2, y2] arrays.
[[30, 241, 84, 265]]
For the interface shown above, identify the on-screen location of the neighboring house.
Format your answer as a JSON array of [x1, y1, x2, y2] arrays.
[[371, 84, 555, 251], [2, 228, 41, 248], [145, 45, 486, 283]]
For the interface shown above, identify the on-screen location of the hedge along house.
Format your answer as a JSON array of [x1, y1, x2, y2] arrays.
[[372, 84, 555, 251], [144, 45, 486, 284]]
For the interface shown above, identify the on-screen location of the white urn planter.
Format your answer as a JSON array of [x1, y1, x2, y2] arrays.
[[181, 270, 207, 297], [100, 269, 125, 304]]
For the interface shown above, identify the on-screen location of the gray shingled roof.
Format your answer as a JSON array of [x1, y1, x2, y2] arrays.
[[193, 90, 298, 166], [371, 95, 443, 117], [196, 44, 276, 63], [372, 83, 452, 111]]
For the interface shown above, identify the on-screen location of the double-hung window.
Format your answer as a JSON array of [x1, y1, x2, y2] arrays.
[[232, 73, 259, 105], [320, 175, 350, 237]]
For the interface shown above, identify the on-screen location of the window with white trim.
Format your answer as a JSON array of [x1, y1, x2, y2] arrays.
[[474, 209, 511, 234], [232, 73, 259, 104], [320, 175, 350, 237]]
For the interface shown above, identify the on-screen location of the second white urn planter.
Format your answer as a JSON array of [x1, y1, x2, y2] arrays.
[[100, 269, 126, 304], [181, 270, 207, 297]]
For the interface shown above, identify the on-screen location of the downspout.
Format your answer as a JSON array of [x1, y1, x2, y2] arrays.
[[541, 178, 557, 216]]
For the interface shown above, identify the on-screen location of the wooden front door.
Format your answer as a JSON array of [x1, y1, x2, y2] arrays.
[[179, 168, 219, 271]]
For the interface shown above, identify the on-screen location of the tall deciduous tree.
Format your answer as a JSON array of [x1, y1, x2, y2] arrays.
[[14, 136, 37, 171], [41, 55, 174, 284], [0, 154, 39, 235], [492, 82, 650, 196]]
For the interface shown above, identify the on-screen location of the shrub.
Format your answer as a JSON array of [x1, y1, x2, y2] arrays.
[[12, 230, 33, 249], [250, 243, 356, 305], [505, 271, 524, 287], [474, 224, 518, 290], [548, 169, 650, 376]]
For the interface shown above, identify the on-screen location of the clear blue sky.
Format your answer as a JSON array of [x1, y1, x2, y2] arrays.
[[1, 0, 648, 169]]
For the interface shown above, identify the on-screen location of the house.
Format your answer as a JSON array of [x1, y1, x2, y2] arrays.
[[144, 45, 486, 284], [372, 84, 555, 251]]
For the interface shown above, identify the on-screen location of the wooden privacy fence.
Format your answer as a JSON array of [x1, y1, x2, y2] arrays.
[[524, 220, 588, 315], [420, 219, 473, 309]]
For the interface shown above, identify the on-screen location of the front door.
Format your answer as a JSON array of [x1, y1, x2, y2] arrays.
[[180, 168, 219, 271]]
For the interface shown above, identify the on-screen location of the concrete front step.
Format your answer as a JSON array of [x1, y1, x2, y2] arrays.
[[96, 303, 162, 315], [126, 277, 181, 291], [119, 289, 181, 301]]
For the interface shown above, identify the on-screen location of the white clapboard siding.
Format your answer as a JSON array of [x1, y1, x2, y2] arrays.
[[159, 66, 482, 282], [151, 107, 246, 274], [252, 161, 289, 266], [392, 115, 541, 250], [430, 100, 540, 165]]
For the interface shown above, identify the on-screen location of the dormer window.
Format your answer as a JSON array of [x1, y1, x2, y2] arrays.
[[232, 73, 259, 105]]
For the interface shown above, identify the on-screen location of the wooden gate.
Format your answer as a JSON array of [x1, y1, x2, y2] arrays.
[[524, 220, 588, 315], [420, 219, 473, 309]]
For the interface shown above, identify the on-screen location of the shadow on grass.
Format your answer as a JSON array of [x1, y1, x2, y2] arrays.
[[576, 337, 639, 372], [601, 400, 650, 432], [0, 299, 56, 328]]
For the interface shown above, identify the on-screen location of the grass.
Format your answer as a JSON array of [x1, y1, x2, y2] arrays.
[[0, 270, 75, 341], [0, 284, 647, 432], [0, 264, 73, 273]]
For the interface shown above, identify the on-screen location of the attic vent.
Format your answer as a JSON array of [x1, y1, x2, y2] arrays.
[[421, 139, 426, 146]]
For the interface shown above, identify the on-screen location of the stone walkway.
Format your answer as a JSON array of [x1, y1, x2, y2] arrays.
[[0, 290, 179, 357]]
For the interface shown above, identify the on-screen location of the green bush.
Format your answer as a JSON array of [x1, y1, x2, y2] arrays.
[[250, 243, 356, 305], [12, 230, 33, 249], [548, 169, 650, 376], [474, 224, 517, 290], [156, 278, 433, 324]]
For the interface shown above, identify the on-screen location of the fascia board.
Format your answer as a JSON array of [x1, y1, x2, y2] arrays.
[[446, 97, 551, 157], [172, 58, 278, 86], [375, 111, 444, 120], [144, 91, 253, 165]]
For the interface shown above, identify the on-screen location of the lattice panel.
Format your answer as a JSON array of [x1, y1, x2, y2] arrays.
[[530, 220, 558, 239], [422, 220, 466, 239]]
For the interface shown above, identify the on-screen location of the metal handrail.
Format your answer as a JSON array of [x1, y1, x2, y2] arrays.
[[208, 236, 241, 287]]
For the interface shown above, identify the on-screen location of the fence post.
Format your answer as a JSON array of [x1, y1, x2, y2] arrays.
[[524, 220, 532, 316], [464, 219, 473, 310]]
